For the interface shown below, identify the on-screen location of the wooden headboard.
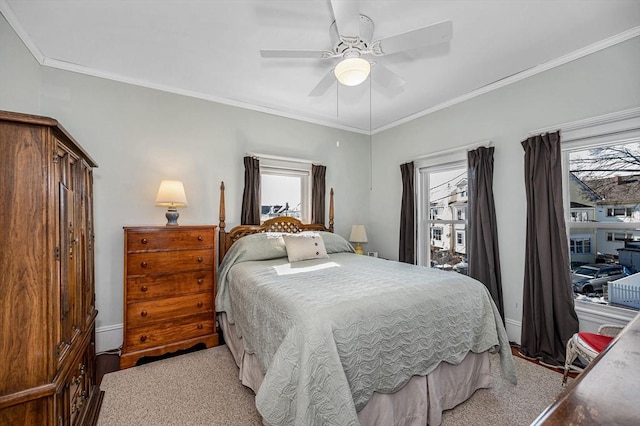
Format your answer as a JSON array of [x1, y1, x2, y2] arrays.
[[218, 181, 334, 260]]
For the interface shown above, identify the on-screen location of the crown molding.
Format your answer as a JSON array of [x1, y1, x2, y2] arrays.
[[374, 27, 640, 134], [0, 0, 45, 63], [2, 0, 637, 136], [39, 57, 371, 135]]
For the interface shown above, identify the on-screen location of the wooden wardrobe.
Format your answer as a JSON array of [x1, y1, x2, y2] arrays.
[[0, 110, 103, 425]]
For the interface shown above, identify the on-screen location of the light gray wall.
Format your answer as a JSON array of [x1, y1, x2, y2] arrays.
[[0, 16, 371, 340], [3, 11, 640, 347], [0, 13, 40, 113], [370, 37, 640, 341]]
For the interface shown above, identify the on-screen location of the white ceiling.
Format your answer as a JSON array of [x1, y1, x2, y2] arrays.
[[2, 1, 639, 133]]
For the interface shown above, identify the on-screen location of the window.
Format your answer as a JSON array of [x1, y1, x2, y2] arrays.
[[607, 232, 634, 242], [259, 158, 311, 223], [417, 158, 468, 271], [570, 237, 592, 254], [563, 136, 640, 303], [607, 207, 634, 217]]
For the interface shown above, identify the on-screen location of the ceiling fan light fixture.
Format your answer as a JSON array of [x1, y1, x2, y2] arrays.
[[334, 57, 370, 86]]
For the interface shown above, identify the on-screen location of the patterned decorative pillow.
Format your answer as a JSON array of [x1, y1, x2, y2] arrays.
[[283, 232, 329, 262]]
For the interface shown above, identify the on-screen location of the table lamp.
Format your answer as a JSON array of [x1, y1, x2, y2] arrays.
[[155, 180, 188, 226], [349, 225, 368, 255]]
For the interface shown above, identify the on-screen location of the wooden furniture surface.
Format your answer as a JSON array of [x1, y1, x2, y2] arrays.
[[0, 110, 103, 425], [532, 313, 640, 425], [120, 226, 219, 369], [217, 181, 334, 260]]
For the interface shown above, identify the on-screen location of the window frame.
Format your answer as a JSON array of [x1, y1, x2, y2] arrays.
[[416, 157, 469, 268], [558, 108, 640, 311], [259, 157, 312, 223]]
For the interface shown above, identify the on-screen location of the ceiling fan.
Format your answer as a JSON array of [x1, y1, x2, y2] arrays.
[[260, 0, 453, 97]]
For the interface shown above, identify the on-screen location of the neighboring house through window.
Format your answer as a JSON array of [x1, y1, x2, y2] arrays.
[[416, 148, 471, 272], [561, 108, 640, 312]]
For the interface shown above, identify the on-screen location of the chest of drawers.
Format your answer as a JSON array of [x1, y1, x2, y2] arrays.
[[120, 225, 219, 369]]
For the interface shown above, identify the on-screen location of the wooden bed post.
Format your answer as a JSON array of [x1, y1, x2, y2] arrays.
[[329, 187, 334, 233], [219, 181, 226, 260]]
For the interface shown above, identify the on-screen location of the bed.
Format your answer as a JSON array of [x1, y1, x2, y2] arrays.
[[216, 183, 516, 426]]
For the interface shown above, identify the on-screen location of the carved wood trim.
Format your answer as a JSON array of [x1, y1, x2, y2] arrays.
[[217, 181, 335, 261]]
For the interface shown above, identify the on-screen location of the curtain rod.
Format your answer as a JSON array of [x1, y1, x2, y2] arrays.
[[246, 152, 321, 165], [410, 140, 493, 162]]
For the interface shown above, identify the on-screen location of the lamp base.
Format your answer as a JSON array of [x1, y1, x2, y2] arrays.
[[165, 208, 180, 226], [353, 243, 364, 255]]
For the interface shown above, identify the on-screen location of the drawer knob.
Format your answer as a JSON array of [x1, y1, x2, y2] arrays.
[[140, 335, 147, 342], [197, 236, 204, 241], [197, 323, 203, 329], [141, 310, 148, 317], [197, 257, 203, 263], [141, 285, 148, 292], [141, 238, 148, 244], [197, 301, 203, 308], [141, 261, 148, 268], [197, 278, 204, 284]]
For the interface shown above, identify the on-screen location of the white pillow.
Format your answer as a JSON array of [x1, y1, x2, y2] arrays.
[[283, 232, 329, 262]]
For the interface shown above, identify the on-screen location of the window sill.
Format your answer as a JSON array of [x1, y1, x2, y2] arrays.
[[574, 299, 637, 332]]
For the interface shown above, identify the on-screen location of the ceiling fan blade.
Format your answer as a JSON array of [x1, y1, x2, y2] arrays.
[[376, 20, 453, 55], [260, 49, 330, 59], [330, 0, 361, 39], [371, 63, 405, 92], [309, 69, 336, 97]]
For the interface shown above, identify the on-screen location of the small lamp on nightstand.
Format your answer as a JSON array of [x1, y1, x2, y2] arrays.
[[349, 225, 368, 255], [155, 180, 188, 226]]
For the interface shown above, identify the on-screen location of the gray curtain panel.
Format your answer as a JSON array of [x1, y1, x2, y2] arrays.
[[467, 146, 505, 322], [311, 164, 326, 225], [520, 131, 579, 366], [399, 161, 415, 264], [241, 156, 261, 225]]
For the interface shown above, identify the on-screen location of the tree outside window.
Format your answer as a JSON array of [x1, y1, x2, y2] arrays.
[[565, 142, 640, 303]]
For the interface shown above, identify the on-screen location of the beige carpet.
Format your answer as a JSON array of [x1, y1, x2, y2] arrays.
[[98, 345, 568, 425]]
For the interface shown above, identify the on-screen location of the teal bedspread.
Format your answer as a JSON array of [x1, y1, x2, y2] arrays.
[[217, 233, 516, 426]]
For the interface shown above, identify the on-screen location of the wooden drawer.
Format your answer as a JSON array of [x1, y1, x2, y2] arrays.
[[126, 292, 213, 327], [126, 249, 213, 276], [127, 228, 214, 252], [68, 361, 87, 425], [127, 270, 214, 301], [125, 314, 215, 351]]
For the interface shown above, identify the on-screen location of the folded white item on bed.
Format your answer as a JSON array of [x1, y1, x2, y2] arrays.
[[217, 233, 516, 426]]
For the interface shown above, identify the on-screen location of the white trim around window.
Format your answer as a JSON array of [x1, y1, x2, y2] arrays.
[[555, 108, 640, 323], [259, 157, 312, 223]]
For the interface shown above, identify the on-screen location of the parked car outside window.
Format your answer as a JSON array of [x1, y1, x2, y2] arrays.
[[571, 264, 629, 294]]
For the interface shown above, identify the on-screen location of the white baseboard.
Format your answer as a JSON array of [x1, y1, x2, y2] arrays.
[[96, 323, 123, 354], [504, 318, 522, 345], [96, 309, 633, 355]]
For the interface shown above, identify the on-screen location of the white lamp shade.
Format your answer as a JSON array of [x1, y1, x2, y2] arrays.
[[334, 57, 371, 86], [349, 225, 368, 243], [155, 180, 188, 207]]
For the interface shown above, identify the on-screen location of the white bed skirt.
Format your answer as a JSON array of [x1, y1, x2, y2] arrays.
[[219, 313, 492, 425]]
